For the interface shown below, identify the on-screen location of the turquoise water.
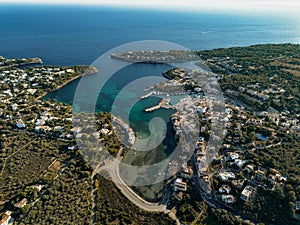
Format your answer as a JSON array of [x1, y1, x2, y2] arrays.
[[45, 62, 178, 164]]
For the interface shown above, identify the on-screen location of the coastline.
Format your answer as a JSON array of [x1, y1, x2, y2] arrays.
[[0, 57, 42, 70], [36, 66, 98, 100]]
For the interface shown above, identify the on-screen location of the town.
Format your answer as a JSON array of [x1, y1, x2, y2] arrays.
[[0, 44, 300, 225]]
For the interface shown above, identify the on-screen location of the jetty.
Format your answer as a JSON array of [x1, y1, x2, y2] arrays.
[[140, 92, 153, 99], [144, 98, 174, 112]]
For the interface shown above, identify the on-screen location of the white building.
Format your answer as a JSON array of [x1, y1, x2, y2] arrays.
[[241, 186, 254, 202], [174, 178, 187, 192], [219, 185, 231, 194], [219, 172, 236, 182], [222, 194, 235, 204]]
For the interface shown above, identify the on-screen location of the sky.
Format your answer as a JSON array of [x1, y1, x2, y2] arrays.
[[1, 0, 300, 16]]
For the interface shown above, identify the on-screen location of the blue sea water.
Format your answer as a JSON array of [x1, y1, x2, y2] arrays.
[[0, 4, 299, 66]]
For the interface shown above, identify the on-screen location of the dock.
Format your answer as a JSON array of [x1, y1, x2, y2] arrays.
[[144, 98, 174, 112], [141, 92, 153, 99]]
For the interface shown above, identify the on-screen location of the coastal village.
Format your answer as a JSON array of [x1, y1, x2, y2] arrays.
[[0, 56, 98, 224], [114, 47, 300, 224], [0, 44, 300, 225], [141, 67, 297, 218]]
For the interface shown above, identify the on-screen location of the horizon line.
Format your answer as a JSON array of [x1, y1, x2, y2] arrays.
[[0, 0, 300, 17]]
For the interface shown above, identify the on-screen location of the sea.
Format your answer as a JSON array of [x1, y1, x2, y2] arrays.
[[0, 4, 299, 66], [1, 4, 299, 199]]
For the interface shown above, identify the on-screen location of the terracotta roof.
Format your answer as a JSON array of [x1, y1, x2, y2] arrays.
[[14, 198, 27, 208], [0, 214, 10, 224]]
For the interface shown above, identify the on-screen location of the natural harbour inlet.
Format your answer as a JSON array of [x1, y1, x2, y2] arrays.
[[0, 3, 299, 225]]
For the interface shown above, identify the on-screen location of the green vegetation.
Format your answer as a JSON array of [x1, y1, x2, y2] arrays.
[[242, 186, 297, 225], [197, 44, 300, 114], [94, 174, 175, 225], [19, 156, 93, 225]]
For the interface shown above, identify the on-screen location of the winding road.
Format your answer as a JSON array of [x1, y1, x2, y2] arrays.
[[97, 158, 167, 212]]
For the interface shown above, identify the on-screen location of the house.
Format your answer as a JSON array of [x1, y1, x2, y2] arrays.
[[244, 164, 255, 174], [14, 198, 28, 209], [54, 126, 64, 132], [0, 211, 12, 225], [223, 144, 231, 149], [32, 184, 43, 192], [234, 159, 246, 168], [279, 175, 287, 182], [222, 194, 235, 204], [194, 87, 202, 93], [174, 178, 187, 192], [218, 172, 236, 182], [197, 106, 207, 114], [228, 152, 239, 160], [241, 186, 254, 202], [219, 185, 231, 194], [256, 167, 267, 180], [68, 145, 78, 150], [100, 128, 110, 135], [180, 163, 193, 179]]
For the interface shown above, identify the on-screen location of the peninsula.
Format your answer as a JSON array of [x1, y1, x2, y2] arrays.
[[111, 50, 199, 63]]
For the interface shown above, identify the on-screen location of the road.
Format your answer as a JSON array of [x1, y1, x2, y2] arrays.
[[95, 157, 181, 225], [192, 175, 258, 224], [91, 171, 98, 225], [98, 158, 167, 212]]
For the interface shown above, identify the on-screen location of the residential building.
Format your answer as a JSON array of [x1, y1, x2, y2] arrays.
[[0, 211, 11, 225], [14, 198, 28, 209], [222, 194, 235, 204], [218, 172, 236, 182], [241, 186, 254, 202], [174, 178, 187, 192], [180, 163, 193, 179], [245, 164, 255, 174], [256, 167, 267, 180], [219, 185, 231, 194]]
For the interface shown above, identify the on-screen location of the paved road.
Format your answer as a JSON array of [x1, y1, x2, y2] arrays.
[[96, 158, 181, 224], [97, 158, 167, 212]]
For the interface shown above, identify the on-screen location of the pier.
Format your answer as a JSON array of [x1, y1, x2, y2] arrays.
[[144, 98, 174, 112], [140, 92, 153, 99]]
